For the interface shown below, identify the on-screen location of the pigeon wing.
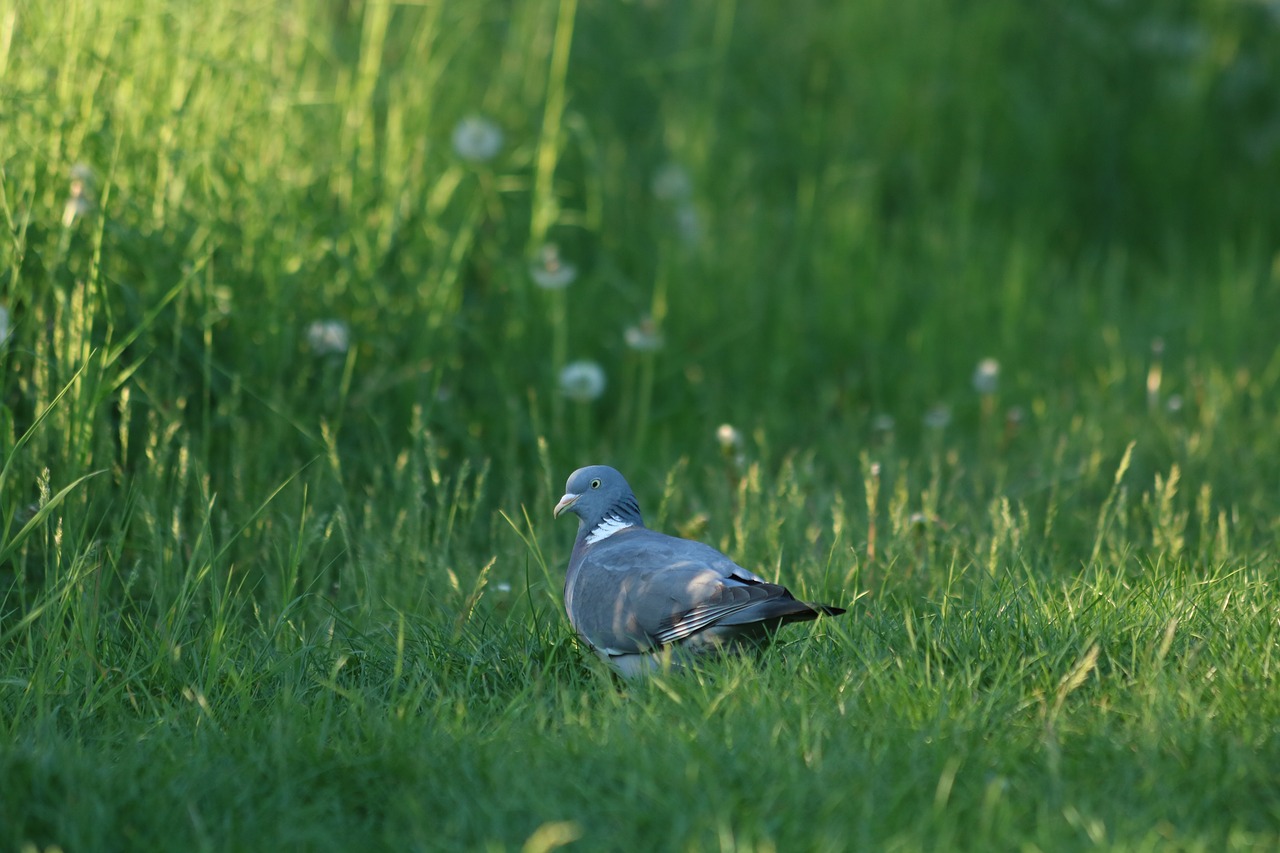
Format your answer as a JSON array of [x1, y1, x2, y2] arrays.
[[567, 528, 820, 653]]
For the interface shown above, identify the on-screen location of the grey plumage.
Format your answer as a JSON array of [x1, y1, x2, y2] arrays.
[[553, 465, 845, 677]]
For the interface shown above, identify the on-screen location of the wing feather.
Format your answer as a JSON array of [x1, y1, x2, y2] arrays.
[[566, 526, 839, 655]]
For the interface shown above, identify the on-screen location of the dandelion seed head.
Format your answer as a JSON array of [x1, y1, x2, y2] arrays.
[[972, 358, 1000, 395], [15, 502, 40, 527], [306, 319, 350, 356], [559, 360, 606, 402], [452, 115, 503, 162], [651, 162, 692, 201], [624, 315, 663, 351], [910, 512, 949, 531], [1166, 394, 1183, 413], [716, 423, 741, 450], [69, 163, 95, 199], [210, 286, 233, 319], [530, 244, 577, 289], [871, 414, 895, 433], [924, 404, 952, 430]]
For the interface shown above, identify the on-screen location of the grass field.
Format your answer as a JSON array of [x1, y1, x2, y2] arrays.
[[3, 0, 1280, 850]]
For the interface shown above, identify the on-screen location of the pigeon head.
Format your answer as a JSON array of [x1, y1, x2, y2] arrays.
[[553, 465, 645, 542]]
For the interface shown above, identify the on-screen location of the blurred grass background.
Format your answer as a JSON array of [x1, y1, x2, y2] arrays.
[[2, 0, 1279, 849]]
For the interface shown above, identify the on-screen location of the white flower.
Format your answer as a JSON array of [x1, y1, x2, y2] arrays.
[[909, 512, 938, 529], [972, 358, 1000, 395], [624, 316, 663, 351], [210, 286, 233, 319], [0, 305, 9, 349], [62, 162, 96, 226], [923, 404, 951, 430], [69, 162, 95, 196], [716, 423, 741, 451], [559, 360, 605, 402], [651, 162, 692, 201], [529, 244, 577, 289], [452, 115, 503, 162], [306, 319, 350, 356]]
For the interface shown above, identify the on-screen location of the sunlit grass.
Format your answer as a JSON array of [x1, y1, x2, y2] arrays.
[[2, 0, 1280, 849]]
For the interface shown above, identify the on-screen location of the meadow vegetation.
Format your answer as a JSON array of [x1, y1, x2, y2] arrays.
[[2, 0, 1279, 849]]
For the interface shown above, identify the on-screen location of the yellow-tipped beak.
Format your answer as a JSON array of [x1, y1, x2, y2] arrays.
[[553, 492, 580, 518]]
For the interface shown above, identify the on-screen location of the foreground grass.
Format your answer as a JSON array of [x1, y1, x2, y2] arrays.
[[4, 443, 1278, 850], [3, 0, 1280, 849], [5, 556, 1279, 851]]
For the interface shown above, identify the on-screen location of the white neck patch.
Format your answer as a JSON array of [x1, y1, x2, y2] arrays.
[[586, 515, 634, 544]]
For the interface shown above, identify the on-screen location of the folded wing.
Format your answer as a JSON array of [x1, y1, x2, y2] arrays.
[[568, 528, 844, 655]]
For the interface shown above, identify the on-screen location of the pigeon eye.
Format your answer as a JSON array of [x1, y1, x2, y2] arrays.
[[590, 478, 601, 489]]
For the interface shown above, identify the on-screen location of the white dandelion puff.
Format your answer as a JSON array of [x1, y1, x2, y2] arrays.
[[972, 358, 1000, 395], [529, 244, 577, 289], [651, 162, 692, 201], [452, 115, 503, 162], [306, 319, 350, 356], [924, 404, 952, 430], [871, 414, 895, 433], [716, 423, 741, 451], [559, 360, 605, 402], [1147, 338, 1165, 408], [210, 286, 233, 319], [624, 316, 663, 351], [69, 162, 95, 196], [62, 162, 96, 226], [909, 512, 940, 529]]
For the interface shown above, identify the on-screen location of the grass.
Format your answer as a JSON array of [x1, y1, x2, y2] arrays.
[[3, 0, 1280, 849]]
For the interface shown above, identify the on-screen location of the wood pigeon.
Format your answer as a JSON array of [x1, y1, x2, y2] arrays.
[[554, 465, 845, 677]]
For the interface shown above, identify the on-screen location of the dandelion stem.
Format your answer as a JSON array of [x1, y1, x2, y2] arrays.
[[574, 399, 589, 449], [634, 352, 654, 455], [551, 289, 568, 436], [634, 259, 670, 454], [529, 0, 578, 250]]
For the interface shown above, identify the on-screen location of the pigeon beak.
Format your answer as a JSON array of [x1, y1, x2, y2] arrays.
[[553, 492, 580, 518]]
